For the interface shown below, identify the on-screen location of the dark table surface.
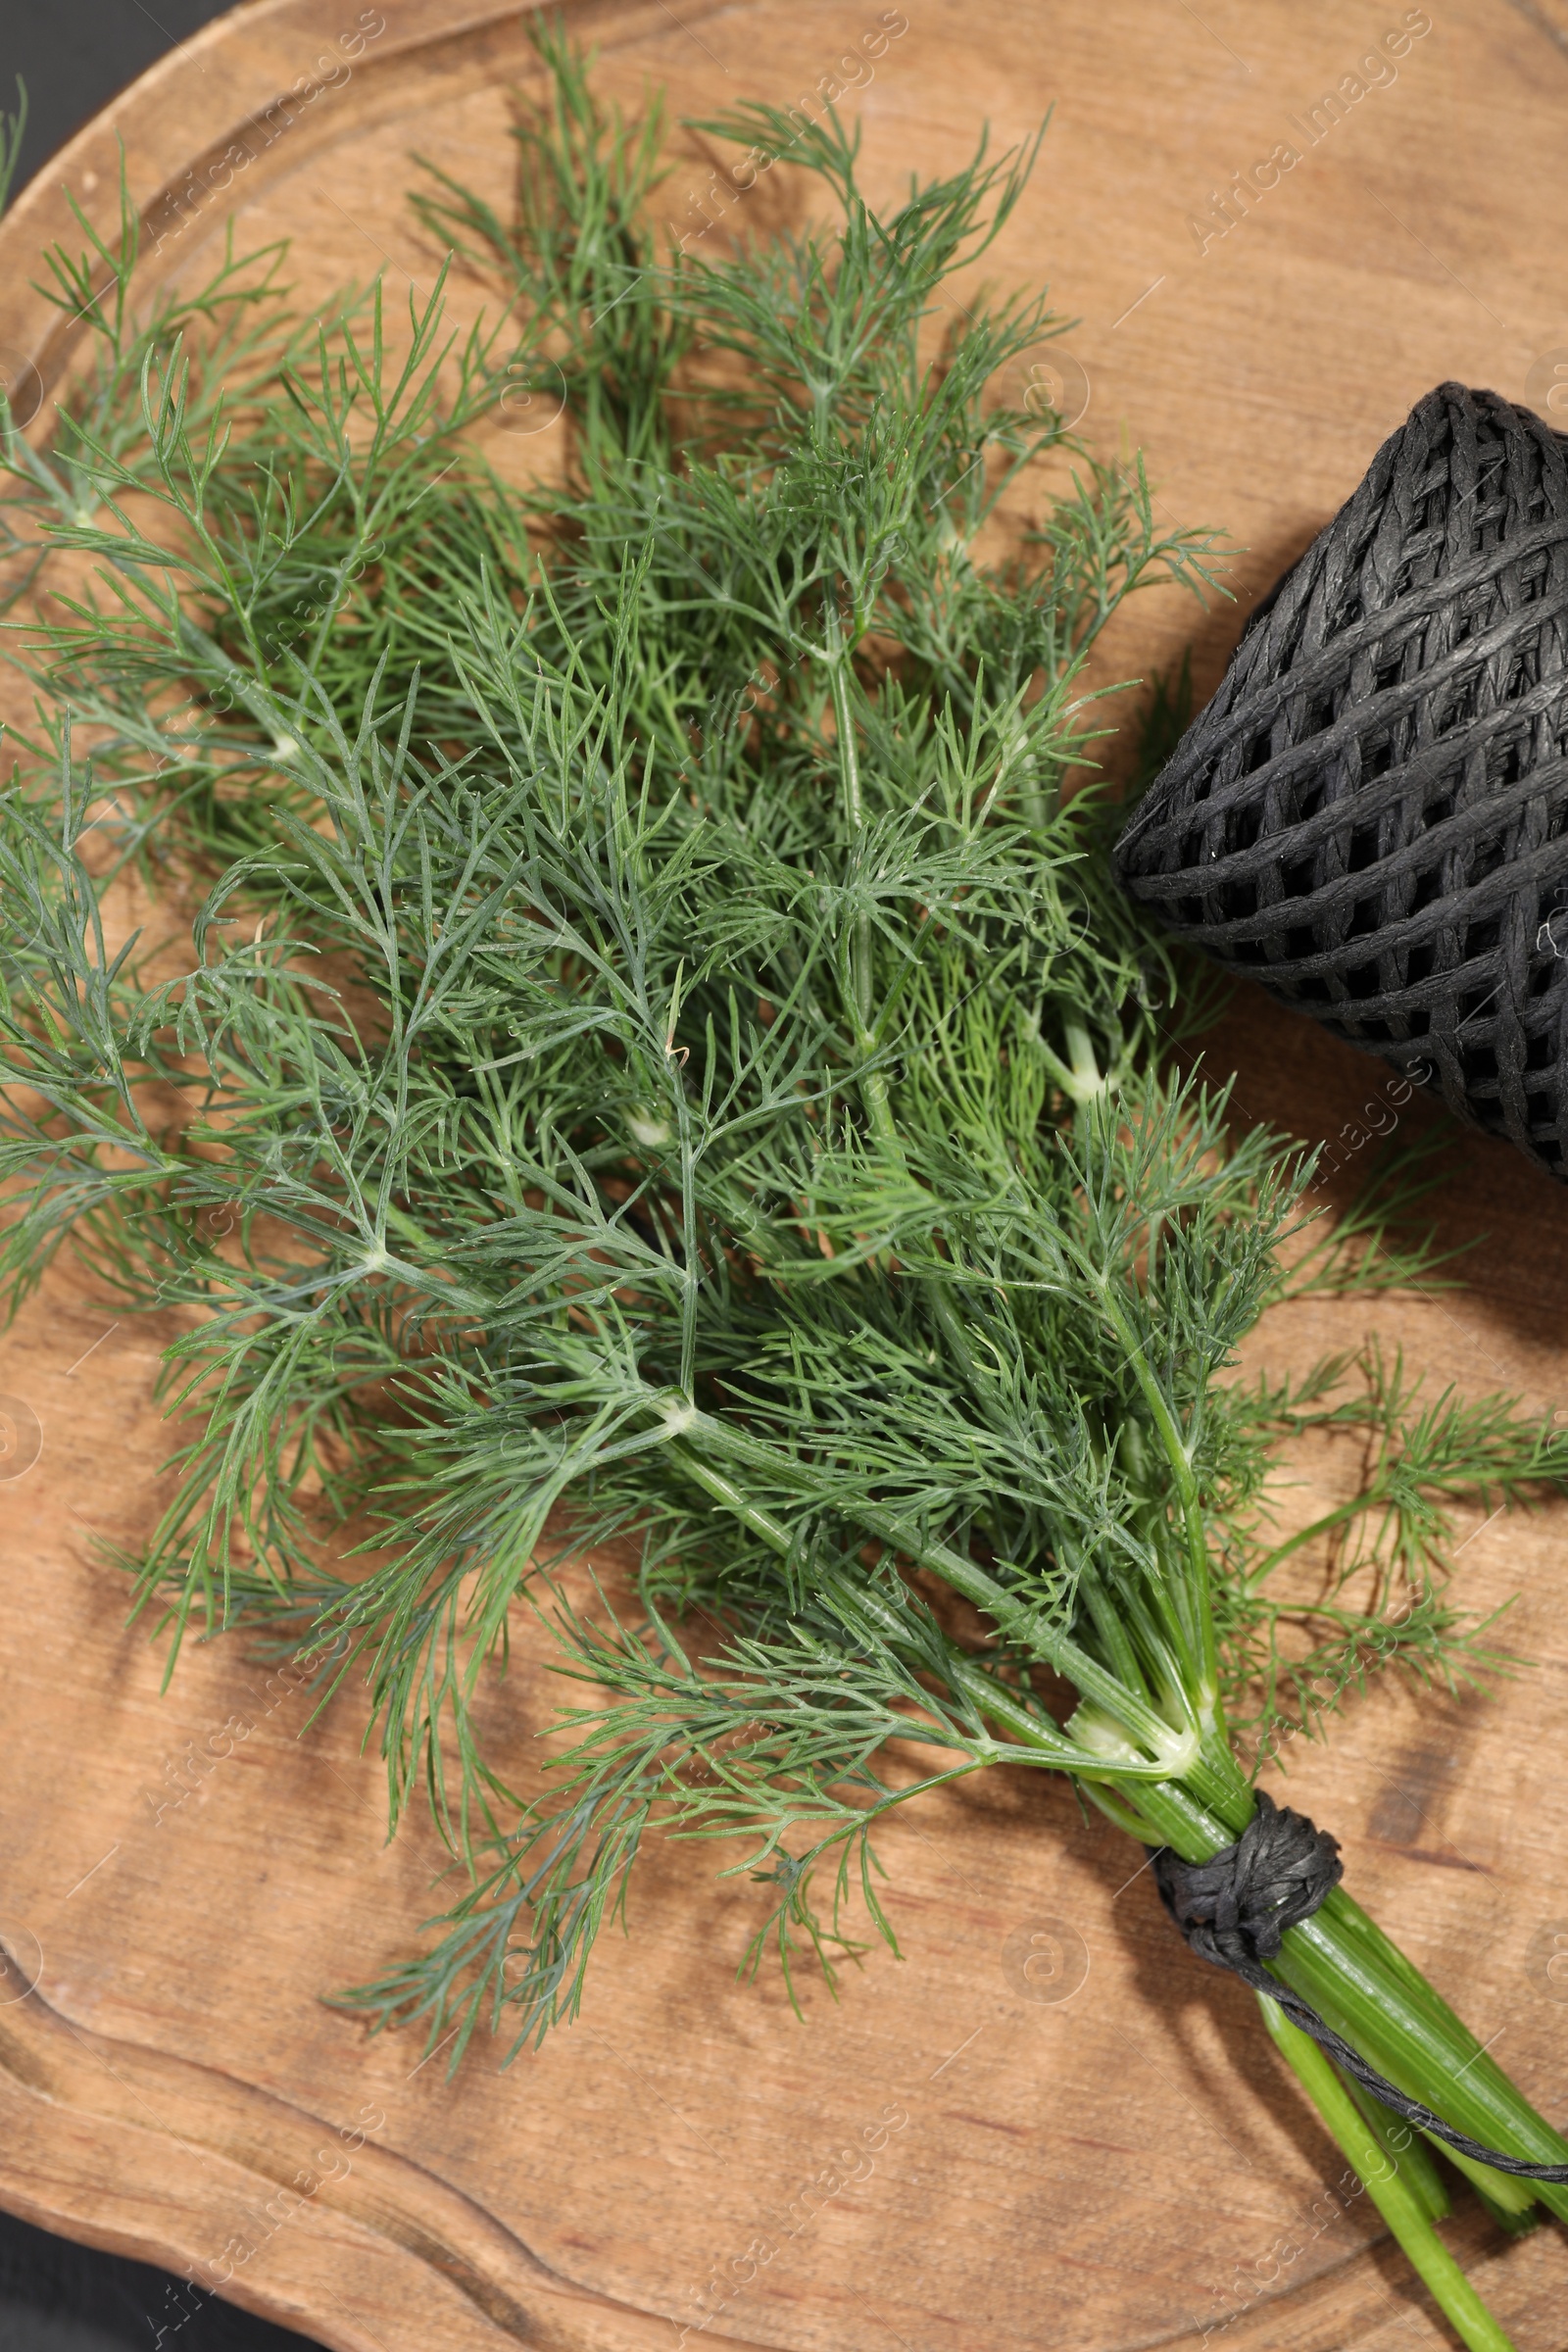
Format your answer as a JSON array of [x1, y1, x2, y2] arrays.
[[0, 2202, 322, 2348], [3, 25, 328, 2349], [6, 0, 236, 200]]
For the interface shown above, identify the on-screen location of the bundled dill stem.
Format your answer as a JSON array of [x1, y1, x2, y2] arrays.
[[3, 31, 1568, 2344]]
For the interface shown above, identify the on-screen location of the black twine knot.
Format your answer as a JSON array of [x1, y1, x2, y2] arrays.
[[1152, 1789, 1343, 1970], [1150, 1791, 1568, 2182]]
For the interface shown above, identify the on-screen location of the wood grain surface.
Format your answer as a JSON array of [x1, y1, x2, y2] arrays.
[[6, 3, 1568, 2346]]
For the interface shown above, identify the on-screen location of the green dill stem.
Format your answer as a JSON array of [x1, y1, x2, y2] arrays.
[[1342, 2073, 1452, 2225], [1061, 1020, 1106, 1101], [1257, 1996, 1519, 2352], [1085, 1766, 1241, 1855], [671, 1402, 1249, 1809], [1090, 1778, 1568, 2228], [1061, 1241, 1224, 1714], [1245, 1490, 1398, 1591], [664, 1437, 1143, 1780], [1078, 1567, 1155, 1705], [1276, 1901, 1568, 2227], [822, 591, 897, 1152], [725, 1502, 1561, 2240]]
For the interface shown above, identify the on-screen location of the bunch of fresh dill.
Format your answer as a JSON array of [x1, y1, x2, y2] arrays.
[[2, 31, 1566, 2346]]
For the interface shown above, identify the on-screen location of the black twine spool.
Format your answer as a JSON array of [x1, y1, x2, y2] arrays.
[[1114, 381, 1568, 1179]]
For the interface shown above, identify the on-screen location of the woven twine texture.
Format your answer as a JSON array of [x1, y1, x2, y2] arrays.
[[1114, 381, 1568, 1178]]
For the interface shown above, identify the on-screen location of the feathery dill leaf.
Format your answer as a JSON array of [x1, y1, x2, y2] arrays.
[[2, 36, 1564, 2186]]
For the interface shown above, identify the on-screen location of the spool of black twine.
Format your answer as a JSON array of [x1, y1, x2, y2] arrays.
[[1114, 381, 1568, 1179]]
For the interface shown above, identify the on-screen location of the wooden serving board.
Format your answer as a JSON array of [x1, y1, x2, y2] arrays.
[[7, 3, 1568, 2346]]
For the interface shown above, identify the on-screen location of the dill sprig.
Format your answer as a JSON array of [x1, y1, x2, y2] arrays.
[[1, 30, 1564, 2344]]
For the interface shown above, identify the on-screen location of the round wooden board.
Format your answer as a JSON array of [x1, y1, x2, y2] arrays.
[[6, 3, 1568, 2347]]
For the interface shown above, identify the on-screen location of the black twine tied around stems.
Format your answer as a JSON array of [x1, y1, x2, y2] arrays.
[[1115, 381, 1568, 1181], [1152, 1791, 1568, 2180]]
